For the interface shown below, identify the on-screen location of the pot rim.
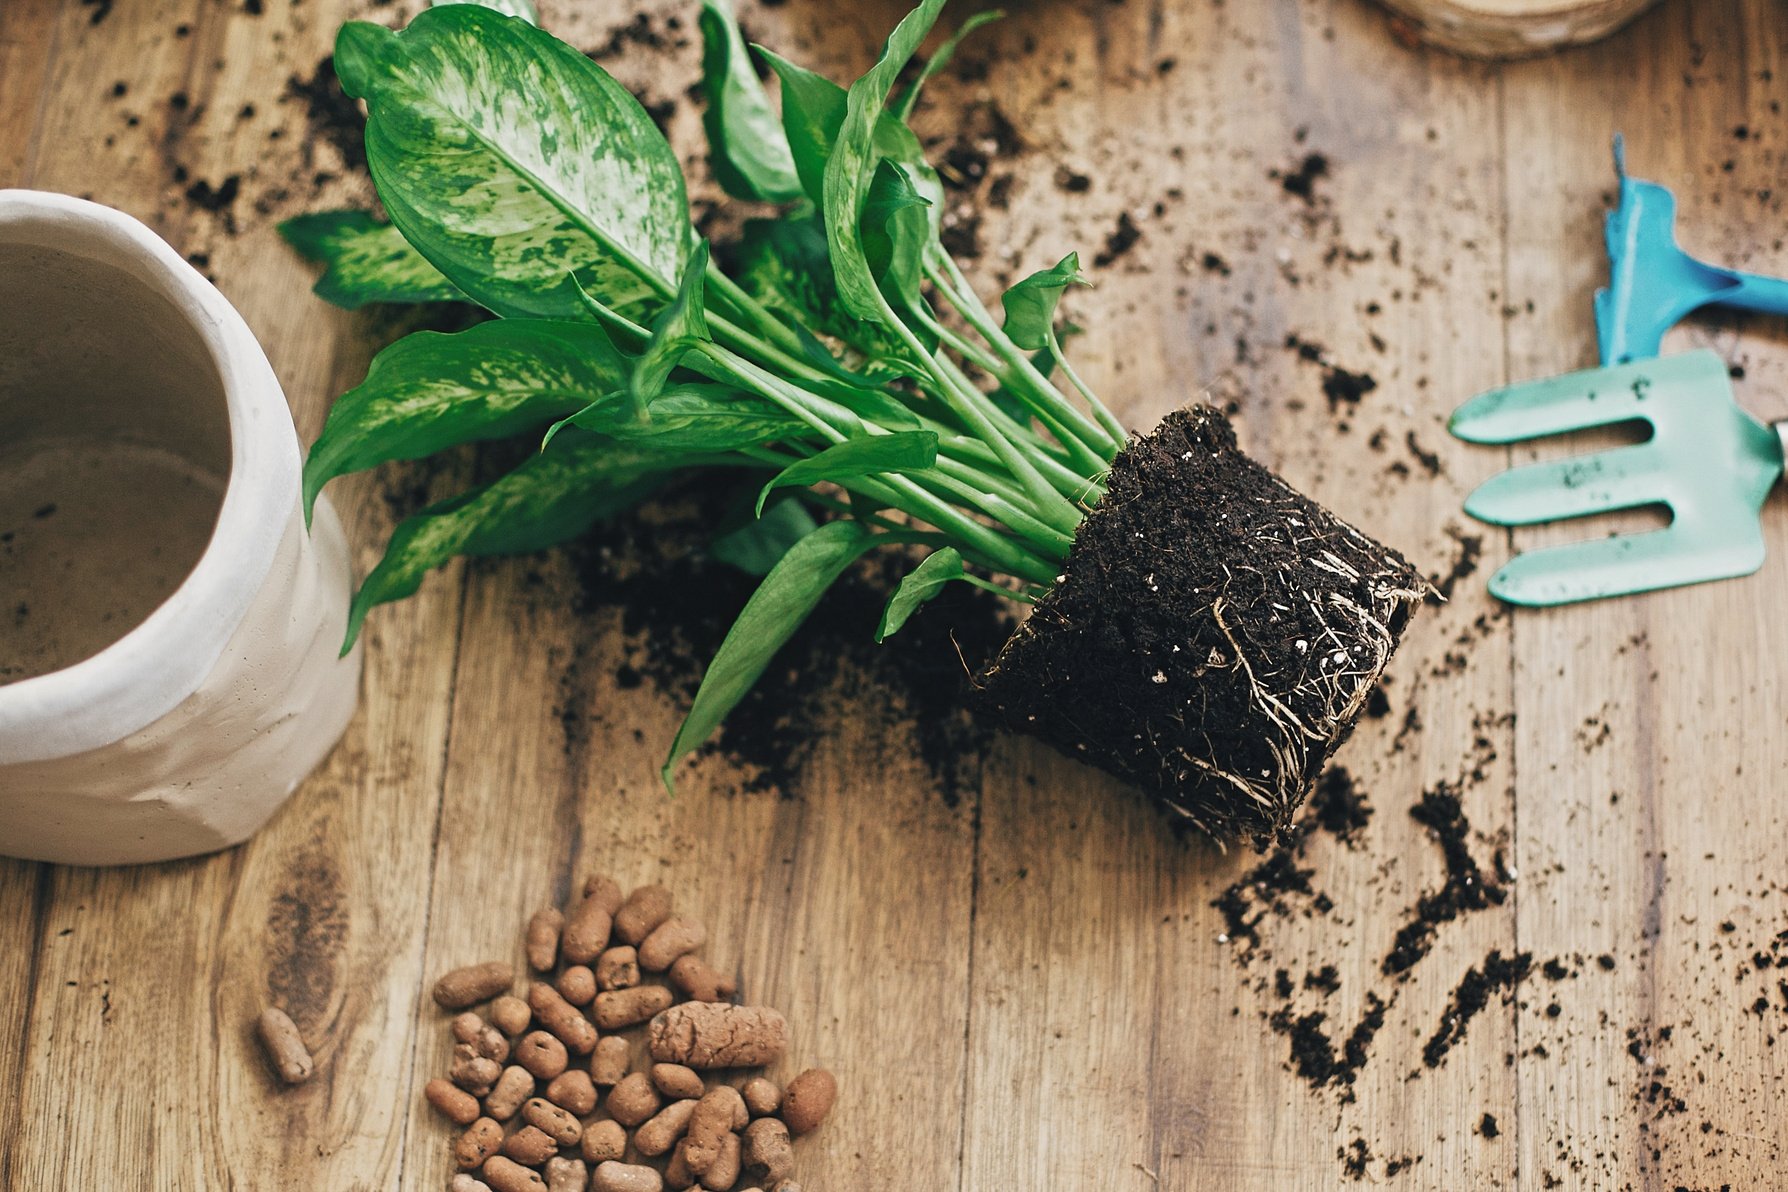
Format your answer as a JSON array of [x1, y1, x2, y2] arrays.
[[0, 189, 297, 764]]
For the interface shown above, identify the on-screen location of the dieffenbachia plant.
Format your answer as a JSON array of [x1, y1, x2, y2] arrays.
[[289, 0, 1427, 840], [289, 0, 1121, 785]]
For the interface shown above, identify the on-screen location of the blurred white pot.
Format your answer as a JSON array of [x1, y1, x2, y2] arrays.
[[1375, 0, 1663, 58], [0, 190, 361, 866]]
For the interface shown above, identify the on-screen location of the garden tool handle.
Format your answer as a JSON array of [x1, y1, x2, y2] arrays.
[[1719, 270, 1788, 318]]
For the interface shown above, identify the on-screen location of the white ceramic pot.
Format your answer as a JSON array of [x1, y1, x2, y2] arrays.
[[0, 190, 361, 866]]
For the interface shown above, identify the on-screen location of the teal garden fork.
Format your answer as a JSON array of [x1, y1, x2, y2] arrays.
[[1449, 351, 1785, 605]]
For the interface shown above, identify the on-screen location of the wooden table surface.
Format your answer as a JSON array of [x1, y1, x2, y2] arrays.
[[4, 0, 1786, 1187]]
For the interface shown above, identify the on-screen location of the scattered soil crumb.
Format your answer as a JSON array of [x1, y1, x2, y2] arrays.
[[287, 56, 368, 176], [1093, 211, 1142, 268], [1275, 151, 1330, 202], [1309, 766, 1372, 848], [1422, 948, 1532, 1069], [1383, 782, 1508, 977]]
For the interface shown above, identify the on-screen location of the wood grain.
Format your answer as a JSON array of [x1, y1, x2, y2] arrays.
[[1500, 5, 1788, 1186], [0, 0, 471, 1187], [3, 0, 1787, 1187]]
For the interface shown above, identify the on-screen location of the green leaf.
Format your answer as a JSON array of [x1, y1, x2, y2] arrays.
[[697, 0, 802, 202], [347, 433, 672, 649], [662, 520, 880, 789], [427, 0, 537, 25], [875, 546, 964, 640], [1000, 253, 1089, 351], [755, 429, 938, 515], [822, 0, 948, 323], [736, 216, 909, 368], [334, 6, 691, 321], [559, 383, 806, 452], [861, 158, 933, 318], [630, 241, 713, 416], [709, 495, 818, 575], [304, 318, 628, 517], [891, 10, 1003, 121], [279, 210, 465, 310], [757, 49, 848, 207]]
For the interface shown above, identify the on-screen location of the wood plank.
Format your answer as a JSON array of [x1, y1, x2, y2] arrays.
[[0, 2, 62, 1173], [2, 0, 471, 1186], [945, 0, 1519, 1185], [1500, 2, 1788, 1186], [397, 5, 978, 1189], [944, 0, 1516, 1186]]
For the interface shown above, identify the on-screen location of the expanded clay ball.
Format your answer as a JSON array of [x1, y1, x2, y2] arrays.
[[425, 1078, 482, 1126], [634, 1098, 699, 1157], [485, 1066, 535, 1121], [544, 1156, 589, 1192], [594, 986, 674, 1030], [490, 996, 532, 1037], [741, 1118, 792, 1185], [590, 1035, 630, 1087], [515, 1030, 569, 1080], [667, 955, 735, 1004], [545, 1069, 598, 1116], [526, 908, 564, 973], [596, 946, 640, 991], [501, 1124, 559, 1166], [592, 1161, 664, 1192], [740, 1078, 781, 1118], [780, 1070, 836, 1136], [581, 1119, 627, 1164], [613, 885, 673, 945], [453, 1118, 504, 1169], [606, 1071, 662, 1128], [557, 965, 597, 1006], [434, 962, 514, 1010], [638, 917, 706, 973], [650, 1063, 704, 1100], [482, 1156, 548, 1192]]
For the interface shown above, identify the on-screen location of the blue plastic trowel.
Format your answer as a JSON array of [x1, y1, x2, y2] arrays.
[[1597, 135, 1788, 365]]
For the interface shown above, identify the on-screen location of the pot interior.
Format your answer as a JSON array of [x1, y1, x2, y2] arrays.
[[0, 236, 230, 686]]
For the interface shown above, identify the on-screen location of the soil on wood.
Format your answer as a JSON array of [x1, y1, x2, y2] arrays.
[[562, 479, 1011, 806], [974, 404, 1427, 845]]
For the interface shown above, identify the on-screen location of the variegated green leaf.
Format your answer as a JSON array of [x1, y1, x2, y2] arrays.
[[697, 0, 802, 202], [428, 0, 537, 24], [559, 383, 808, 452], [347, 432, 676, 649], [304, 318, 629, 517], [822, 0, 948, 323], [279, 210, 464, 310], [334, 6, 691, 321]]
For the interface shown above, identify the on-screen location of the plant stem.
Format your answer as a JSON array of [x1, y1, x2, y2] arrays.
[[926, 253, 1124, 458], [869, 289, 1085, 537]]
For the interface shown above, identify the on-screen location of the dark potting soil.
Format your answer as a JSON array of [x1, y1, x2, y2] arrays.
[[563, 480, 1012, 806], [1309, 765, 1372, 847], [1422, 948, 1533, 1070], [1384, 782, 1508, 976], [286, 56, 368, 175], [974, 405, 1427, 845], [1092, 211, 1142, 268]]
